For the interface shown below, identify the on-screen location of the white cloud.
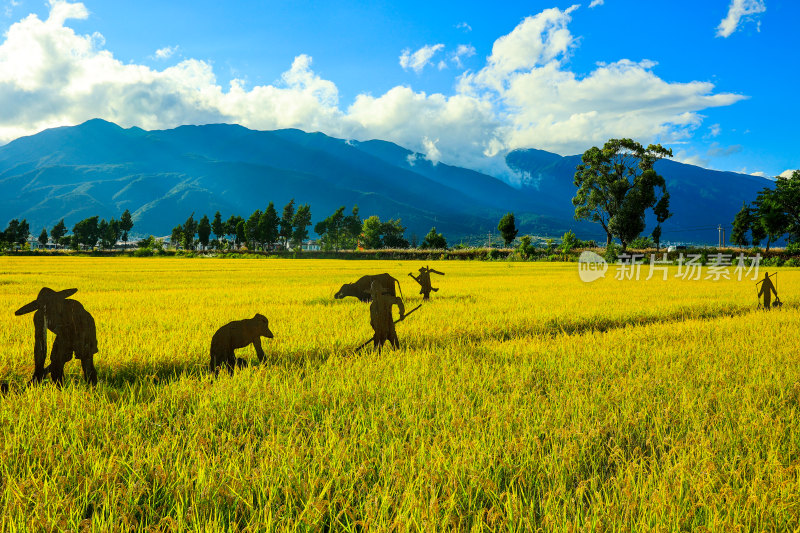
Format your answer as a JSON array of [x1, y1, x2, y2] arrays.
[[450, 44, 476, 68], [399, 43, 444, 73], [716, 0, 766, 38], [421, 136, 441, 163], [458, 5, 744, 156], [456, 22, 472, 32], [780, 169, 798, 178], [674, 150, 710, 168], [708, 123, 721, 137], [0, 2, 748, 181], [750, 171, 768, 177], [589, 0, 604, 7], [4, 0, 20, 17], [153, 45, 178, 60]]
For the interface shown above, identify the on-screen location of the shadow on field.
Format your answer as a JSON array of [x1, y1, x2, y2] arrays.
[[413, 301, 798, 347], [99, 360, 207, 388]]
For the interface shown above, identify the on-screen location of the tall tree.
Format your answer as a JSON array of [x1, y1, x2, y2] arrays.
[[110, 218, 121, 248], [420, 227, 447, 249], [2, 219, 20, 246], [361, 216, 383, 249], [38, 228, 48, 248], [225, 215, 240, 239], [212, 211, 225, 248], [17, 219, 30, 246], [98, 218, 120, 249], [182, 213, 198, 250], [261, 202, 280, 250], [342, 205, 362, 250], [171, 226, 183, 249], [119, 209, 133, 248], [51, 219, 67, 249], [651, 191, 671, 251], [730, 203, 753, 247], [245, 209, 263, 249], [72, 216, 99, 249], [573, 138, 672, 249], [198, 214, 212, 250], [235, 220, 246, 249], [753, 188, 787, 253], [315, 206, 346, 251], [98, 219, 110, 249], [291, 204, 312, 249], [280, 198, 296, 249], [497, 212, 518, 246], [421, 227, 447, 249], [772, 170, 800, 241], [651, 225, 663, 252], [382, 218, 409, 249]]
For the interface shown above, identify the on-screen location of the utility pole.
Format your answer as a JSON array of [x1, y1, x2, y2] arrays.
[[717, 224, 722, 248]]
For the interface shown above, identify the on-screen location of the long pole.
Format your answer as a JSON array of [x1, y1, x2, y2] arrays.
[[354, 304, 423, 353]]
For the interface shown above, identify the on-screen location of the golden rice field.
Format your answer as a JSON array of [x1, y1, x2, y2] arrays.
[[0, 256, 799, 531]]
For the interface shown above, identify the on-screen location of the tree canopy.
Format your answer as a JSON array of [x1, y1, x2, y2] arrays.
[[573, 138, 672, 250], [420, 227, 447, 250], [498, 212, 518, 246]]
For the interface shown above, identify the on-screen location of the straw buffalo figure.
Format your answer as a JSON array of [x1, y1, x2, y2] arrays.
[[210, 313, 274, 375], [334, 273, 403, 303], [15, 287, 98, 386]]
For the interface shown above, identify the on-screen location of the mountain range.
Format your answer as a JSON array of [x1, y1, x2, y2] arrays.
[[0, 119, 773, 244]]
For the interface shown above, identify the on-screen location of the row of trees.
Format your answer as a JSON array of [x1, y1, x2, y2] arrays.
[[731, 170, 800, 251], [0, 219, 30, 249], [1, 211, 134, 250], [174, 199, 449, 251], [172, 199, 312, 251], [1, 202, 449, 253]]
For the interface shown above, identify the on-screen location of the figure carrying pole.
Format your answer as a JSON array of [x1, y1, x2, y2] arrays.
[[756, 271, 781, 310], [355, 303, 422, 353], [358, 281, 406, 354], [408, 265, 445, 301]]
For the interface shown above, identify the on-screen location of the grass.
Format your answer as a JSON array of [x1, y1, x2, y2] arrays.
[[0, 257, 798, 530]]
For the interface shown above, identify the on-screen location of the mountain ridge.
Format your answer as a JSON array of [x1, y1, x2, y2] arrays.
[[0, 120, 773, 244]]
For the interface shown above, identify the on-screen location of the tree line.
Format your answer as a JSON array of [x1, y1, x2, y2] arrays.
[[166, 200, 448, 251], [170, 199, 312, 251], [731, 170, 800, 251], [1, 210, 134, 251]]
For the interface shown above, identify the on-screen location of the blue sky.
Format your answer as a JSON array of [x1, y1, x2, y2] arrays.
[[0, 0, 796, 179]]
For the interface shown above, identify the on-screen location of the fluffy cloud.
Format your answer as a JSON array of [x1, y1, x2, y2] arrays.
[[399, 44, 444, 73], [458, 6, 744, 156], [0, 1, 748, 180], [716, 0, 766, 38], [673, 151, 710, 168], [153, 45, 178, 60], [780, 169, 798, 178], [450, 44, 476, 68], [589, 0, 604, 7]]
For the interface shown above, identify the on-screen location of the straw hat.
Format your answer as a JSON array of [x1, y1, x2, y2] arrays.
[[15, 287, 78, 316]]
